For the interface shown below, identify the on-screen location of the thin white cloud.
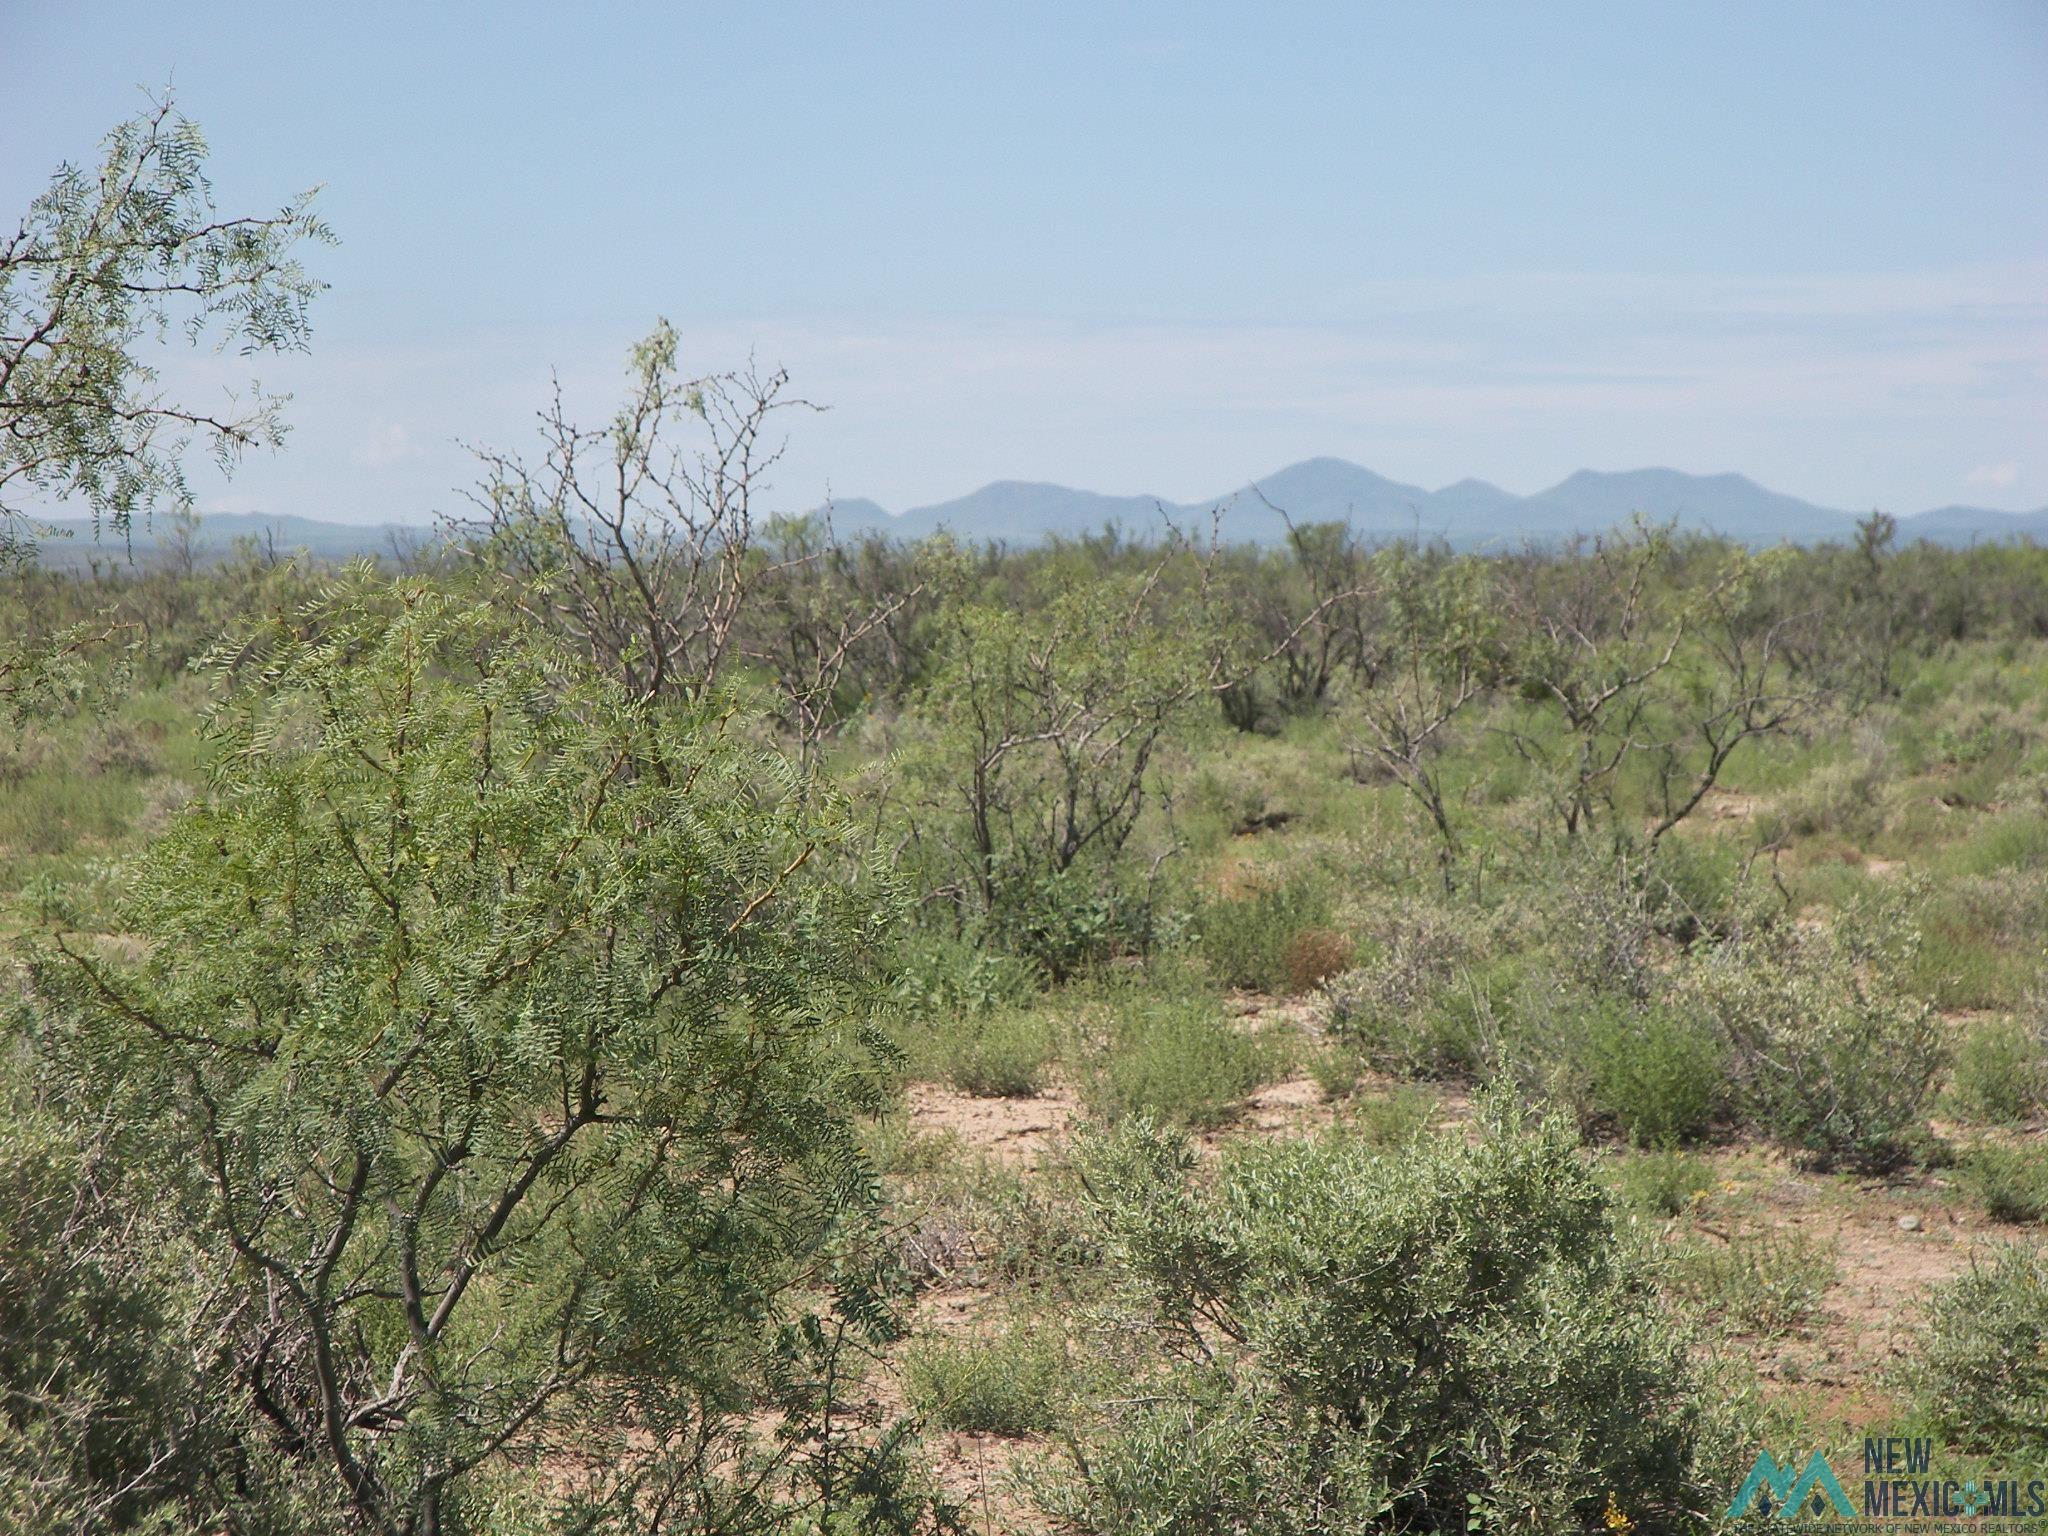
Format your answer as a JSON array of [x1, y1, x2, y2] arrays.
[[91, 260, 2048, 526], [355, 422, 423, 469]]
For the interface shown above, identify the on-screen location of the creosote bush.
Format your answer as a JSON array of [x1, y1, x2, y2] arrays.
[[1575, 998, 1728, 1148], [1044, 1099, 1719, 1534]]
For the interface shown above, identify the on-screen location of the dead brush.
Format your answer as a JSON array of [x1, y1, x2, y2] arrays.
[[1283, 926, 1355, 995]]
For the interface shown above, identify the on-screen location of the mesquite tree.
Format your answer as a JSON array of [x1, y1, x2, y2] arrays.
[[1348, 548, 1504, 889], [30, 577, 936, 1535], [0, 92, 327, 558], [897, 542, 1242, 972], [452, 326, 917, 775], [1497, 524, 1818, 845], [0, 92, 326, 718]]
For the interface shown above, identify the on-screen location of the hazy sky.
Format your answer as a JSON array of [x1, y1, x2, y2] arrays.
[[6, 1, 2045, 524]]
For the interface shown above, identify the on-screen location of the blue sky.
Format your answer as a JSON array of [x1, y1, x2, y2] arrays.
[[6, 1, 2045, 523]]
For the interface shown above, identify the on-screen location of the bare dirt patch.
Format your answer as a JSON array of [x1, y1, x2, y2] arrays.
[[1706, 789, 1763, 821], [1684, 1144, 1992, 1428], [1783, 1202, 1974, 1386], [1236, 1073, 1335, 1138], [905, 1079, 1080, 1172]]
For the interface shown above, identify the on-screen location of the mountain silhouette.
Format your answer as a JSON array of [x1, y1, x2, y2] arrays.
[[823, 460, 2048, 549]]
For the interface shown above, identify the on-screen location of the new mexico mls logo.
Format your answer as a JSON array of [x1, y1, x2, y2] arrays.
[[1727, 1451, 1857, 1520]]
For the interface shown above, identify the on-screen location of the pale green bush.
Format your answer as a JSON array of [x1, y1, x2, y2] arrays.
[[1959, 1144, 2048, 1225], [1684, 887, 1945, 1170], [1950, 1010, 2048, 1125], [1315, 907, 1480, 1076], [1907, 1244, 2048, 1456], [1774, 731, 1895, 840], [1081, 995, 1278, 1129], [904, 1321, 1071, 1434], [1043, 1100, 1718, 1533]]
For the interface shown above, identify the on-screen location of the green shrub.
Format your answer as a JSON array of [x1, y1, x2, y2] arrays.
[[1773, 736, 1893, 841], [1345, 1083, 1440, 1146], [1028, 1371, 1405, 1535], [1318, 912, 1494, 1079], [1082, 996, 1277, 1129], [1958, 1144, 2048, 1225], [1671, 1228, 1837, 1337], [1687, 887, 1945, 1171], [1946, 811, 2048, 878], [901, 566, 1232, 982], [1046, 1100, 1715, 1534], [0, 1097, 224, 1533], [1578, 999, 1728, 1148], [904, 1321, 1071, 1434], [1610, 1149, 1714, 1218], [1906, 1244, 2048, 1456], [1950, 1012, 2048, 1125], [908, 1008, 1057, 1098], [1305, 1042, 1364, 1102], [1932, 718, 2013, 770], [991, 866, 1149, 983], [1197, 875, 1333, 993], [1641, 835, 1770, 949], [890, 934, 1041, 1015], [15, 871, 79, 928], [1319, 909, 1465, 1025]]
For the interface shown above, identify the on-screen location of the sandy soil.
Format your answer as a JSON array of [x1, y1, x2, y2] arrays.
[[888, 1000, 2039, 1519], [904, 1078, 1080, 1172]]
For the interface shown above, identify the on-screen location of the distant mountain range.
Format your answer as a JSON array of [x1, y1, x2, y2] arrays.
[[25, 513, 428, 571], [23, 464, 2048, 567], [820, 460, 2048, 549]]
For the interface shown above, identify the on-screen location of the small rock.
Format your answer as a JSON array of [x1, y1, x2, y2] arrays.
[[1897, 1214, 1924, 1233]]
